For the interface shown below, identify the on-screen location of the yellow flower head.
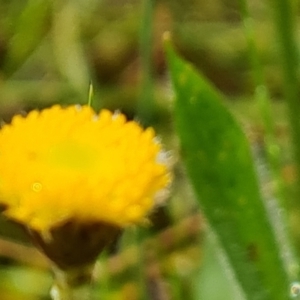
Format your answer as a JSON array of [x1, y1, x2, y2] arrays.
[[0, 105, 170, 232]]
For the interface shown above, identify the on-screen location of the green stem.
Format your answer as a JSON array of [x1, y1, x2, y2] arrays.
[[269, 0, 300, 197], [268, 0, 300, 263], [239, 0, 299, 280], [138, 0, 155, 126], [238, 0, 281, 186], [136, 227, 150, 300], [50, 266, 94, 300]]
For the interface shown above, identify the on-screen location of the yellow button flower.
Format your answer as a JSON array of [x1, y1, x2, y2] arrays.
[[0, 105, 170, 232]]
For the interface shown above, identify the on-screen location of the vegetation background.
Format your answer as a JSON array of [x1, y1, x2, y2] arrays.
[[0, 0, 297, 299]]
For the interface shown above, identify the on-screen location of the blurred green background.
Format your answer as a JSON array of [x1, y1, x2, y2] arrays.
[[0, 0, 294, 299]]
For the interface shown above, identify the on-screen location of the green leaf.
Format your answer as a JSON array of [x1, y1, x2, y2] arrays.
[[52, 0, 90, 96], [165, 38, 291, 300], [4, 0, 50, 75]]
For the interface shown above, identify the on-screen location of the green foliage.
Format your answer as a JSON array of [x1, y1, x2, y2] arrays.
[[1, 0, 300, 299], [165, 39, 292, 300], [3, 0, 50, 75]]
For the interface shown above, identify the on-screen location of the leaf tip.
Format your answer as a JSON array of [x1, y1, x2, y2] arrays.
[[163, 31, 173, 54], [163, 31, 171, 43]]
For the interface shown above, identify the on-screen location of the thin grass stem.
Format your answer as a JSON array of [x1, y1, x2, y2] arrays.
[[238, 0, 282, 190], [268, 0, 300, 200], [137, 0, 155, 126]]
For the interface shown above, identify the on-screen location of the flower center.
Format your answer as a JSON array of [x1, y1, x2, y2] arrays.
[[48, 141, 96, 170]]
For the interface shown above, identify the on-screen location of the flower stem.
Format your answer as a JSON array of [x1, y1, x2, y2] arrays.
[[50, 265, 94, 300]]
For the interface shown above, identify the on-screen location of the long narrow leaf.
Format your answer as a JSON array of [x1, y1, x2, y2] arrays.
[[165, 38, 291, 300]]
